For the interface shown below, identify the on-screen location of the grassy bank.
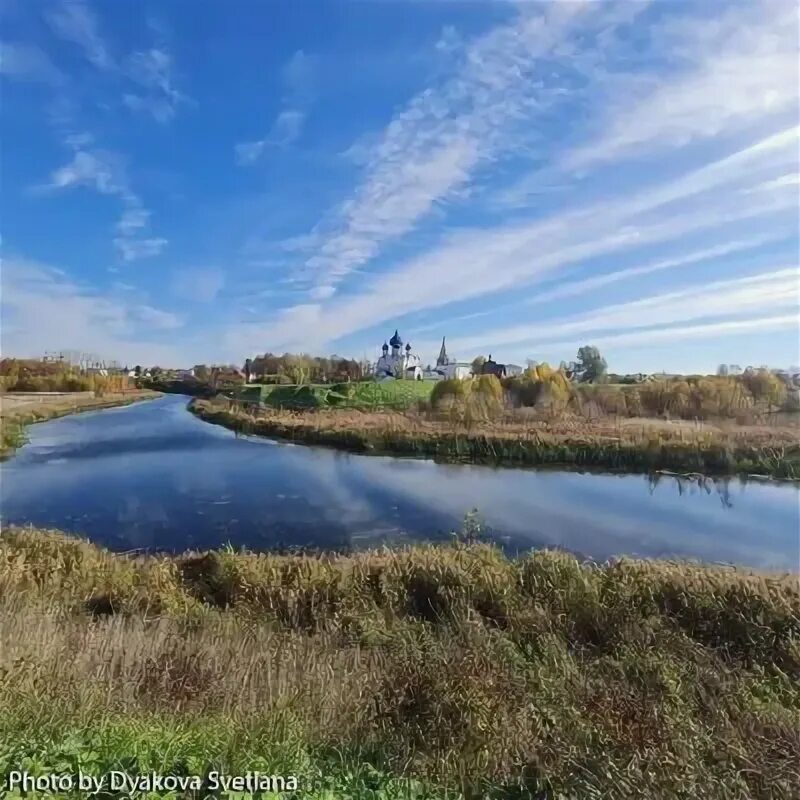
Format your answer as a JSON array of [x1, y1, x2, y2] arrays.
[[1, 526, 798, 799], [0, 391, 160, 460], [190, 398, 800, 479], [237, 380, 434, 410]]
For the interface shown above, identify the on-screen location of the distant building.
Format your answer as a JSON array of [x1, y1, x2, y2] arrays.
[[431, 337, 471, 380], [375, 330, 423, 380], [480, 356, 507, 379]]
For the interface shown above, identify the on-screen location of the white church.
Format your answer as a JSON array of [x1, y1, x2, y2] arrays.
[[375, 331, 472, 381], [375, 330, 423, 380], [431, 337, 472, 380]]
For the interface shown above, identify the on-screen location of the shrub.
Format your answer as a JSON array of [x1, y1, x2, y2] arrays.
[[504, 363, 572, 413], [430, 378, 470, 409], [741, 369, 787, 409], [466, 375, 504, 421]]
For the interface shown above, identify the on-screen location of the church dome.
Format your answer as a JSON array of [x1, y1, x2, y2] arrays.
[[389, 329, 403, 348]]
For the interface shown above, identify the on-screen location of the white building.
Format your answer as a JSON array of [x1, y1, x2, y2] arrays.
[[375, 330, 423, 380], [432, 338, 472, 380]]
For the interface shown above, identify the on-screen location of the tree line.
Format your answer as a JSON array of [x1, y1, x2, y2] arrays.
[[242, 353, 368, 385]]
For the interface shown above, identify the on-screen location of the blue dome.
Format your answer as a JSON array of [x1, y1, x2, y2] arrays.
[[389, 329, 403, 348]]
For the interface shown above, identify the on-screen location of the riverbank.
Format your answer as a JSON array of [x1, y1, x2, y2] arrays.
[[1, 526, 797, 798], [0, 390, 160, 460], [190, 397, 800, 479]]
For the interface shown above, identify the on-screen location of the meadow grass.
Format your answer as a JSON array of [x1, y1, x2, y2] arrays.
[[0, 391, 159, 460], [190, 398, 800, 479], [1, 526, 798, 799], [240, 381, 435, 411]]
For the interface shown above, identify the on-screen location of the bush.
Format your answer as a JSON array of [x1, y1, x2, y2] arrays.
[[741, 369, 787, 408], [430, 378, 470, 410], [504, 364, 572, 413]]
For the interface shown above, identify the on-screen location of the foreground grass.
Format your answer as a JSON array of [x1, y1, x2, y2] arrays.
[[1, 527, 798, 798], [0, 391, 160, 460], [190, 398, 800, 479]]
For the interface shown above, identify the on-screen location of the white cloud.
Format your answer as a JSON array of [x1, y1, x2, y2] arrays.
[[115, 206, 150, 236], [43, 147, 167, 262], [170, 268, 226, 303], [133, 305, 183, 330], [0, 256, 185, 363], [235, 49, 315, 164], [123, 47, 186, 122], [309, 284, 336, 301], [236, 110, 306, 163], [45, 2, 187, 124], [563, 1, 798, 170], [48, 149, 122, 193], [441, 268, 799, 354], [238, 126, 798, 354], [538, 314, 799, 353], [744, 174, 800, 194], [0, 42, 63, 84], [272, 110, 305, 143], [298, 2, 596, 290], [46, 0, 114, 71], [525, 235, 785, 307], [113, 237, 168, 262]]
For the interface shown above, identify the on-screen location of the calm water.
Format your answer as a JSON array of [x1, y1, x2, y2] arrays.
[[1, 395, 798, 569]]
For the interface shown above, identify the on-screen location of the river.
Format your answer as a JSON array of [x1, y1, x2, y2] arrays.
[[1, 395, 797, 569]]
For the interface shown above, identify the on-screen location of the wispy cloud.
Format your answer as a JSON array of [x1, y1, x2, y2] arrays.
[[0, 42, 64, 83], [43, 145, 167, 262], [236, 124, 798, 354], [123, 47, 187, 123], [562, 0, 798, 170], [535, 315, 799, 354], [525, 236, 786, 307], [440, 268, 799, 355], [170, 268, 226, 303], [45, 0, 187, 123], [46, 0, 114, 71], [295, 3, 599, 295], [236, 49, 315, 164], [1, 256, 184, 362]]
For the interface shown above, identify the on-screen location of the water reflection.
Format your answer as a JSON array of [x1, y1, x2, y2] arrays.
[[1, 395, 797, 570], [647, 473, 734, 509]]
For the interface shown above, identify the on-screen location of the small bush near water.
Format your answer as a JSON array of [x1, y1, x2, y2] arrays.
[[1, 526, 798, 798]]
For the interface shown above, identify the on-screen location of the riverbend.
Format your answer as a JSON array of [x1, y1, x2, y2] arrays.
[[1, 394, 797, 569]]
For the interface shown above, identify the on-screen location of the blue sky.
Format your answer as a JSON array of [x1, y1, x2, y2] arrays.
[[2, 0, 798, 373]]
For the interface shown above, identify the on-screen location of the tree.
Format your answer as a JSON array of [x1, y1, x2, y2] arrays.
[[717, 364, 729, 377], [471, 355, 486, 375], [575, 346, 607, 383], [134, 365, 142, 377]]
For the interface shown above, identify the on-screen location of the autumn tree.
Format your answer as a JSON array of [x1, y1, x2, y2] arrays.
[[575, 346, 608, 383], [471, 355, 486, 375]]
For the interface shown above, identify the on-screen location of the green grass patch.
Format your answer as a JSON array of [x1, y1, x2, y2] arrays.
[[239, 381, 434, 411]]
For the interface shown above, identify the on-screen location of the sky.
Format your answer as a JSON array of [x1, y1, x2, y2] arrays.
[[2, 0, 798, 374]]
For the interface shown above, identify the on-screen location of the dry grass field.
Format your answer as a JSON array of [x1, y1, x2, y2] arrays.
[[191, 397, 800, 479], [1, 526, 798, 798]]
